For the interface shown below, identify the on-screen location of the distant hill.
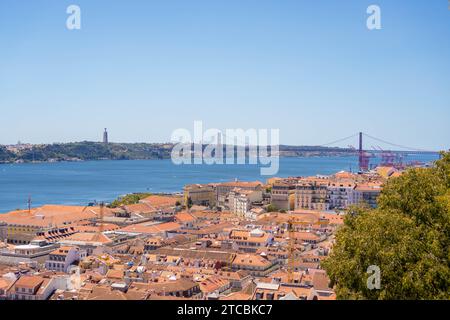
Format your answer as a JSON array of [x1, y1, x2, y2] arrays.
[[0, 141, 354, 163], [0, 146, 15, 162]]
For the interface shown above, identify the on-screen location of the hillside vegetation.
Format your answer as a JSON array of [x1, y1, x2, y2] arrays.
[[2, 142, 173, 162], [0, 142, 355, 163]]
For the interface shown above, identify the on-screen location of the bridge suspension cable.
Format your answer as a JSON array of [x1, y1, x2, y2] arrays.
[[314, 131, 436, 153], [362, 133, 433, 152], [317, 133, 359, 147]]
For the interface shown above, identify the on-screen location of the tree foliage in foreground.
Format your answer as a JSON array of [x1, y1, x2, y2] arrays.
[[322, 152, 450, 299]]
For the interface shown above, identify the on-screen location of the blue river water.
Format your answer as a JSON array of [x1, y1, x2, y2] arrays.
[[0, 154, 439, 213]]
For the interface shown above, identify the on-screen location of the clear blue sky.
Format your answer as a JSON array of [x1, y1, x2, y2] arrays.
[[0, 0, 449, 150]]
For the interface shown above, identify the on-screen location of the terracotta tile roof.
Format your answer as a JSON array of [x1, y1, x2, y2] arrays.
[[220, 292, 252, 300], [74, 224, 120, 233], [292, 231, 321, 241], [218, 181, 263, 188], [355, 183, 383, 192], [154, 248, 235, 263], [320, 213, 344, 225], [123, 288, 149, 300], [146, 278, 199, 294], [312, 270, 332, 291], [232, 254, 272, 267], [199, 276, 231, 293], [50, 246, 77, 256], [14, 275, 44, 289], [140, 195, 181, 208], [63, 232, 112, 244], [328, 179, 356, 188], [146, 294, 189, 300], [175, 212, 196, 223], [86, 286, 127, 300], [229, 229, 271, 243], [118, 222, 181, 234], [183, 222, 233, 236], [0, 278, 14, 291], [298, 176, 330, 185], [123, 203, 155, 214], [106, 269, 124, 280], [375, 166, 398, 179], [0, 205, 111, 227], [333, 171, 357, 180]]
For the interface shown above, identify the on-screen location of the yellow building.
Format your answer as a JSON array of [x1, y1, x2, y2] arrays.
[[183, 184, 216, 207]]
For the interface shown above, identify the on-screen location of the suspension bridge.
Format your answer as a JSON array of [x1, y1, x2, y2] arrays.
[[317, 132, 441, 172], [192, 129, 441, 173]]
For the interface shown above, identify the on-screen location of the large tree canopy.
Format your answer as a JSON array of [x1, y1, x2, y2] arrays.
[[323, 152, 450, 300]]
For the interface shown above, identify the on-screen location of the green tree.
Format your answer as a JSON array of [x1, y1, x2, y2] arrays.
[[323, 152, 450, 300], [187, 197, 193, 209], [109, 193, 152, 208]]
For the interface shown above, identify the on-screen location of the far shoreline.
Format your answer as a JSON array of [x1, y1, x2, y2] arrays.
[[2, 151, 436, 166]]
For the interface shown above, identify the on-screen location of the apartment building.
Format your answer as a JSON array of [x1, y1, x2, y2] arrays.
[[137, 195, 181, 221], [328, 180, 356, 210], [231, 253, 277, 277], [352, 183, 383, 208], [253, 282, 319, 300], [229, 228, 273, 253], [0, 276, 15, 300], [295, 179, 330, 211], [183, 184, 216, 207], [146, 278, 201, 298], [45, 246, 87, 273], [175, 212, 196, 228], [199, 276, 232, 299], [0, 222, 7, 242], [0, 239, 59, 264], [9, 275, 55, 300], [228, 188, 263, 217], [271, 182, 295, 211], [216, 181, 263, 210], [292, 231, 326, 246]]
